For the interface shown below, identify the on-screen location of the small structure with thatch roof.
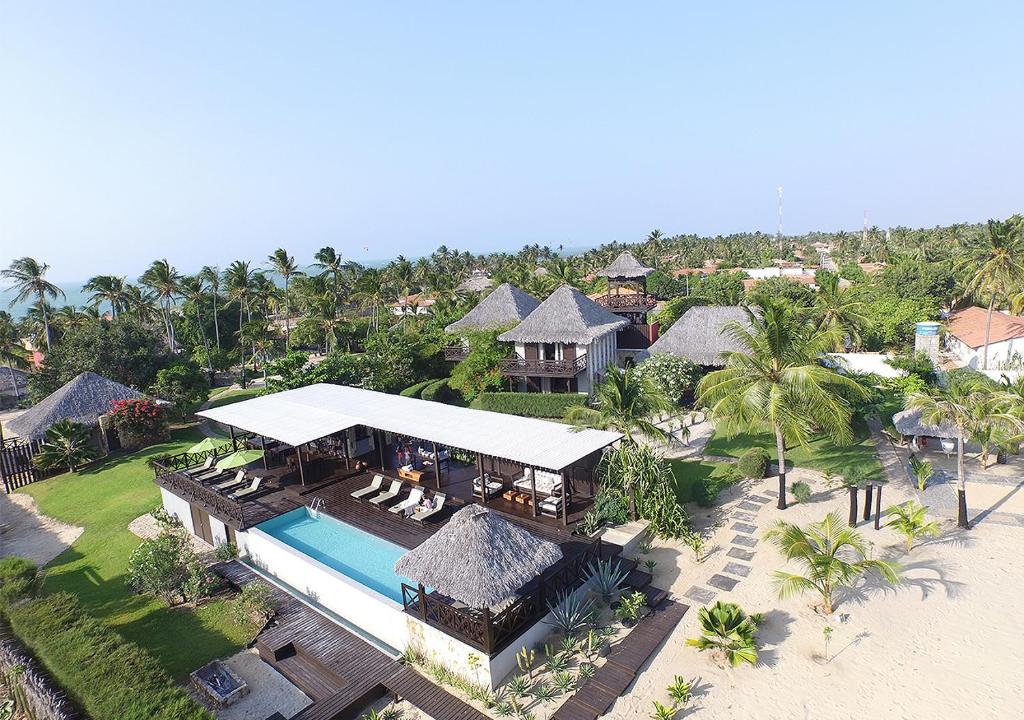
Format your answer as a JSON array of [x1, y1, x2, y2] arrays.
[[444, 283, 541, 361], [638, 305, 756, 366], [455, 271, 494, 294], [593, 251, 659, 352], [7, 372, 143, 447], [892, 407, 962, 449], [0, 367, 29, 409], [498, 285, 628, 394]]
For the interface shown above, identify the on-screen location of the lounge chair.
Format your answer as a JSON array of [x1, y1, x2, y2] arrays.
[[513, 467, 562, 497], [368, 480, 402, 506], [473, 475, 504, 498], [184, 456, 215, 477], [389, 487, 424, 514], [229, 476, 264, 500], [411, 493, 446, 522], [539, 495, 563, 517], [351, 474, 385, 500], [211, 470, 247, 492]]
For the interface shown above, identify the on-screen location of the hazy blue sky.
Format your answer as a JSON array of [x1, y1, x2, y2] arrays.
[[2, 2, 1022, 281]]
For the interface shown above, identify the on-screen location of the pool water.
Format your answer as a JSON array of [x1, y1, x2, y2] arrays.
[[256, 508, 413, 602]]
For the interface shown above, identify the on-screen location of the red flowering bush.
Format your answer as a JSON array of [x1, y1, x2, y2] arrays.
[[109, 398, 168, 448]]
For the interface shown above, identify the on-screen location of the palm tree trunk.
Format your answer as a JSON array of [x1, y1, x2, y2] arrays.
[[774, 425, 788, 510], [284, 278, 291, 350], [212, 293, 221, 349], [982, 294, 995, 370], [7, 363, 20, 401], [238, 308, 246, 389], [957, 435, 970, 529], [39, 294, 52, 350], [195, 307, 214, 375]]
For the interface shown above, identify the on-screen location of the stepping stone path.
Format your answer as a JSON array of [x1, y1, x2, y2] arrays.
[[707, 574, 740, 591], [683, 586, 717, 604], [727, 547, 755, 561]]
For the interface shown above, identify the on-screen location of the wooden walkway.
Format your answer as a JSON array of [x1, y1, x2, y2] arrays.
[[214, 561, 489, 720], [552, 598, 688, 720]]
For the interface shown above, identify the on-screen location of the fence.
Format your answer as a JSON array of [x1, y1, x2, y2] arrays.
[[1, 437, 52, 493], [0, 620, 80, 720]]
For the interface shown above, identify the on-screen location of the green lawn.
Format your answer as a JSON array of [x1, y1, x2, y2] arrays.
[[204, 386, 262, 410], [703, 420, 883, 480], [669, 459, 736, 506], [19, 427, 257, 680]]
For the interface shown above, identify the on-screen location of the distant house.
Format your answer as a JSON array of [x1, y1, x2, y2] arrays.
[[456, 271, 494, 294], [945, 306, 1024, 369], [498, 285, 628, 393], [390, 292, 435, 316], [443, 284, 540, 361], [0, 367, 29, 408], [639, 305, 756, 367], [740, 266, 850, 292]]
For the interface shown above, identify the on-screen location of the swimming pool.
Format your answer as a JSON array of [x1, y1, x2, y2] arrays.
[[256, 508, 413, 603]]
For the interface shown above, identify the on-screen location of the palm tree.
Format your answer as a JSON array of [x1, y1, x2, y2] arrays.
[[812, 271, 868, 350], [697, 301, 867, 510], [955, 215, 1024, 369], [884, 501, 941, 551], [223, 261, 256, 387], [82, 275, 127, 319], [353, 269, 395, 335], [268, 248, 302, 349], [1, 257, 65, 350], [139, 259, 181, 352], [906, 375, 1023, 528], [0, 312, 30, 402], [685, 601, 762, 667], [122, 284, 159, 325], [765, 511, 900, 614], [566, 366, 674, 444], [199, 266, 222, 348], [32, 419, 97, 473], [179, 276, 214, 374], [313, 246, 345, 314]]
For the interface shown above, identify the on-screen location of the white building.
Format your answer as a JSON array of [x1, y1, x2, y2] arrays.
[[945, 306, 1024, 370]]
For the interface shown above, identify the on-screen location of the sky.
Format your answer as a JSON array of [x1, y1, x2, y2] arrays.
[[1, 1, 1022, 283]]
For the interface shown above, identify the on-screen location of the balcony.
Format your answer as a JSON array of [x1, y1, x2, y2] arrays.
[[594, 293, 658, 312], [500, 355, 587, 378], [443, 345, 470, 361]]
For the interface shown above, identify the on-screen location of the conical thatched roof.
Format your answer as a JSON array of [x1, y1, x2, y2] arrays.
[[498, 285, 628, 344], [596, 251, 655, 279], [445, 284, 540, 334], [394, 505, 563, 608], [892, 408, 962, 439], [456, 273, 494, 293], [639, 305, 756, 366], [0, 367, 29, 396], [7, 371, 143, 440]]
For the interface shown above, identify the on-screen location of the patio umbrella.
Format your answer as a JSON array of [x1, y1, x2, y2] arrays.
[[187, 437, 228, 455], [394, 504, 562, 608], [215, 449, 264, 470]]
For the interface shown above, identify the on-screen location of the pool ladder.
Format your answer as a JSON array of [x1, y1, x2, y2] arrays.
[[309, 496, 324, 519]]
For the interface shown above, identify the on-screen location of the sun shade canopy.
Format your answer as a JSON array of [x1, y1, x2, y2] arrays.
[[394, 504, 563, 608], [197, 383, 622, 471]]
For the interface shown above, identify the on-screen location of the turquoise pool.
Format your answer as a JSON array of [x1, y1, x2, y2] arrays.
[[256, 508, 413, 603]]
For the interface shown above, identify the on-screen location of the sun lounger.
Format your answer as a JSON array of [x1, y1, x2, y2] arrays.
[[229, 476, 263, 500], [539, 495, 563, 517], [351, 474, 385, 500], [411, 493, 446, 522], [389, 487, 424, 514], [368, 480, 402, 506], [184, 456, 215, 477], [212, 470, 247, 492]]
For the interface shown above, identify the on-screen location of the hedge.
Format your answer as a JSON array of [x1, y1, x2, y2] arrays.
[[400, 379, 437, 398], [475, 392, 586, 418], [737, 447, 770, 479], [5, 593, 213, 720]]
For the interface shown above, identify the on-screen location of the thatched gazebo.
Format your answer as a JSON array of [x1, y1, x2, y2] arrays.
[[395, 504, 562, 610], [639, 305, 757, 366], [892, 408, 962, 440], [445, 283, 540, 335], [7, 371, 143, 441], [595, 250, 655, 281]]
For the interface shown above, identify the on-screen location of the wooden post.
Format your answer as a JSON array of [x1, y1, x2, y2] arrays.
[[863, 484, 874, 522], [476, 453, 486, 505], [529, 467, 538, 517], [228, 426, 237, 451], [482, 606, 493, 653], [417, 583, 428, 621], [377, 430, 386, 470], [432, 441, 442, 489], [295, 446, 306, 486], [874, 485, 883, 530], [342, 429, 350, 469], [561, 469, 569, 527], [260, 436, 269, 470]]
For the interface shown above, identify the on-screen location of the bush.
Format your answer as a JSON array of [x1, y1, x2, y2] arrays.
[[654, 296, 710, 332], [150, 362, 209, 418], [791, 480, 812, 503], [632, 354, 701, 405], [110, 398, 168, 449], [420, 379, 449, 402], [476, 392, 586, 418], [214, 542, 239, 561], [231, 582, 277, 626], [126, 528, 211, 606], [0, 556, 37, 606], [698, 465, 742, 506], [400, 379, 437, 398], [5, 592, 214, 720], [737, 448, 770, 479]]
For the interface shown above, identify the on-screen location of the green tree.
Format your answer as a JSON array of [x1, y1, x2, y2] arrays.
[[693, 271, 745, 305], [32, 419, 97, 473], [685, 601, 761, 667], [2, 257, 65, 350], [884, 501, 941, 551], [812, 271, 869, 350], [698, 301, 866, 509], [223, 260, 257, 387], [199, 266, 222, 348], [151, 363, 209, 418], [0, 312, 30, 402], [632, 353, 701, 406], [567, 366, 673, 443], [268, 248, 302, 349], [178, 275, 214, 375], [139, 259, 181, 352], [448, 329, 508, 401], [83, 275, 128, 319], [765, 511, 900, 614]]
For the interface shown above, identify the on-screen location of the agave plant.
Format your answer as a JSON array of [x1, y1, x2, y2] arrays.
[[885, 501, 941, 551], [505, 674, 531, 698], [551, 670, 576, 694], [685, 601, 761, 667], [586, 557, 629, 601], [545, 590, 595, 637]]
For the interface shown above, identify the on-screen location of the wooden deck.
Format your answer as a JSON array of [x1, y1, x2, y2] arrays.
[[214, 561, 489, 720]]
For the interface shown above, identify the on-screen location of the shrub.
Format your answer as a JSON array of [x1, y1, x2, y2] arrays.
[[400, 379, 437, 398], [737, 447, 770, 479], [632, 354, 701, 406], [214, 541, 239, 561], [545, 591, 594, 637], [421, 378, 459, 403], [150, 362, 209, 418], [585, 558, 629, 601], [475, 392, 586, 418], [598, 443, 691, 538], [126, 528, 210, 606], [5, 593, 214, 720], [686, 601, 762, 667], [31, 419, 97, 473], [791, 480, 812, 503], [110, 398, 168, 449], [231, 581, 277, 626], [0, 556, 37, 606], [614, 590, 648, 625]]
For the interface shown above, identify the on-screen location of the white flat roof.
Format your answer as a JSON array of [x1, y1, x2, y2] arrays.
[[197, 384, 622, 471]]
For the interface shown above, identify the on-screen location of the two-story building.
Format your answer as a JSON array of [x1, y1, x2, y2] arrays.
[[593, 251, 660, 363], [443, 283, 541, 361]]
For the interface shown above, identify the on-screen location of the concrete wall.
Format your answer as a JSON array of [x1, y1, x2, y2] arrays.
[[160, 488, 194, 534], [948, 335, 1024, 369]]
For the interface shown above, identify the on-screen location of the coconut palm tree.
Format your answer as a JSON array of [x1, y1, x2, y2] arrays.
[[122, 284, 159, 325], [1, 257, 65, 350], [567, 366, 674, 444], [812, 271, 868, 350], [199, 266, 222, 348], [139, 259, 181, 352], [884, 501, 941, 551], [906, 375, 1023, 528], [223, 260, 256, 386], [179, 275, 214, 374], [268, 248, 302, 349], [0, 312, 30, 402], [697, 300, 867, 510], [82, 275, 128, 319], [955, 215, 1024, 369], [765, 511, 900, 614], [685, 601, 762, 667], [353, 268, 396, 335], [313, 246, 345, 314]]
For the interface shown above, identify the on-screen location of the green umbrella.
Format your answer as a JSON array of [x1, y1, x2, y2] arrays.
[[215, 449, 264, 470], [187, 437, 228, 455]]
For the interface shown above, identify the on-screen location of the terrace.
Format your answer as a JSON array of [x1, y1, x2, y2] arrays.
[[499, 354, 587, 377]]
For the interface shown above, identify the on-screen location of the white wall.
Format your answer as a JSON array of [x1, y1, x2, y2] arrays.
[[160, 488, 194, 534], [948, 335, 1024, 369]]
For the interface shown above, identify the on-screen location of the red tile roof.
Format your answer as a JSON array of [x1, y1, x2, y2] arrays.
[[946, 306, 1024, 348]]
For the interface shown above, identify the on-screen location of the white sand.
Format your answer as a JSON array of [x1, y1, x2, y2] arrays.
[[207, 648, 312, 720], [0, 492, 83, 566], [608, 470, 1023, 719]]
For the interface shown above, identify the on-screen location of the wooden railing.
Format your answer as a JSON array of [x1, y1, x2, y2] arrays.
[[595, 293, 657, 310], [499, 355, 587, 378], [443, 345, 470, 361], [401, 537, 603, 654], [153, 463, 246, 528]]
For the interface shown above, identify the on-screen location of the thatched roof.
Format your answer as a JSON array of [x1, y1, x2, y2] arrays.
[[499, 285, 628, 345], [394, 505, 562, 608], [445, 284, 540, 334], [639, 305, 756, 366], [0, 367, 29, 395], [7, 371, 143, 440], [596, 251, 655, 279], [892, 408, 962, 439], [456, 273, 494, 293]]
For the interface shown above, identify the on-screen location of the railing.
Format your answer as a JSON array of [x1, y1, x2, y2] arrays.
[[499, 355, 587, 377], [153, 462, 246, 528], [594, 293, 657, 310], [443, 345, 470, 361], [401, 537, 603, 654]]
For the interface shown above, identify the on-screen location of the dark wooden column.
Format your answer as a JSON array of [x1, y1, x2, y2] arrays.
[[482, 606, 493, 653], [417, 583, 428, 621], [377, 430, 386, 470], [228, 426, 237, 451], [530, 469, 538, 517], [342, 429, 350, 469], [295, 446, 306, 486], [476, 453, 486, 505], [561, 469, 569, 527], [431, 441, 442, 489], [259, 436, 269, 470]]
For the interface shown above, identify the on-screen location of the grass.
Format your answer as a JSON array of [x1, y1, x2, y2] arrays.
[[204, 386, 261, 410], [669, 459, 737, 506], [703, 420, 883, 480], [19, 426, 258, 680]]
